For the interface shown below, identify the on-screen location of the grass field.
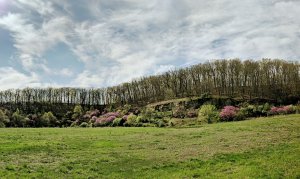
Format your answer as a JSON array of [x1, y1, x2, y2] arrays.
[[0, 115, 299, 178]]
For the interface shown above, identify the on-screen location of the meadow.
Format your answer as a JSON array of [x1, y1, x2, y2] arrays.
[[0, 114, 299, 178]]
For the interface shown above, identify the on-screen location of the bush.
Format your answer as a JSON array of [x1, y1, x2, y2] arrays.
[[79, 122, 89, 128], [295, 105, 300, 114], [157, 121, 166, 127], [154, 111, 170, 119], [112, 118, 125, 127], [220, 106, 239, 121], [245, 105, 255, 117], [262, 103, 271, 115], [70, 121, 78, 127], [122, 115, 129, 121], [124, 114, 137, 126], [269, 105, 295, 115], [41, 112, 57, 127], [94, 116, 116, 127], [90, 116, 97, 123], [102, 112, 120, 118], [141, 107, 158, 120], [119, 104, 132, 116], [186, 109, 198, 118], [0, 109, 9, 127], [62, 111, 73, 127], [234, 110, 247, 121], [11, 109, 26, 127], [83, 109, 100, 121], [149, 118, 169, 127], [0, 122, 5, 128], [90, 109, 100, 117], [241, 104, 263, 117], [24, 117, 31, 127], [72, 105, 84, 121], [136, 115, 149, 123], [198, 104, 219, 123], [93, 112, 120, 127], [172, 104, 186, 118]]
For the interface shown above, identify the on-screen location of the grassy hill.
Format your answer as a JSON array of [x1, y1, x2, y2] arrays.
[[0, 114, 299, 178]]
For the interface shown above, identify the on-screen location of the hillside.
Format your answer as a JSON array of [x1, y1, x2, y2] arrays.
[[0, 59, 299, 128]]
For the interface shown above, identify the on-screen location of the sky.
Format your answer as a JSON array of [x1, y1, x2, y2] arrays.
[[0, 0, 299, 90]]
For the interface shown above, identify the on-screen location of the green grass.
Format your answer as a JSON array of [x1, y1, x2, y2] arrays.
[[0, 115, 299, 178]]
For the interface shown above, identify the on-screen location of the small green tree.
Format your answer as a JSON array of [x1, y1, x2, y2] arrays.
[[198, 104, 219, 123], [263, 103, 271, 115], [124, 114, 137, 126], [41, 112, 57, 127], [72, 105, 83, 121], [11, 109, 26, 127], [0, 109, 9, 128], [41, 113, 50, 127]]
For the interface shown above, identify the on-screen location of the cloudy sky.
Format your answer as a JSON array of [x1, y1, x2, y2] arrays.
[[0, 0, 299, 90]]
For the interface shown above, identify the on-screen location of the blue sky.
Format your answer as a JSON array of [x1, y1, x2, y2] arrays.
[[0, 0, 299, 90]]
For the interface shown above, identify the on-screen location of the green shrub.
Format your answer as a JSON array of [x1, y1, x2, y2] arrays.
[[119, 104, 132, 116], [72, 105, 84, 121], [136, 115, 149, 123], [124, 114, 137, 127], [294, 105, 300, 114], [112, 118, 125, 127], [157, 121, 166, 127], [79, 122, 89, 128], [235, 110, 247, 121], [262, 103, 271, 115], [240, 104, 267, 118], [11, 109, 26, 127], [140, 107, 155, 119], [24, 117, 31, 127], [140, 108, 170, 120], [0, 109, 9, 127], [198, 104, 219, 123], [155, 111, 170, 119], [168, 118, 181, 126], [242, 103, 270, 117], [41, 112, 57, 127], [70, 122, 78, 127], [238, 107, 249, 117]]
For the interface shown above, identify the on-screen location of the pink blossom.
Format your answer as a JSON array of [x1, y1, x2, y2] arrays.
[[102, 112, 120, 118], [220, 106, 239, 121], [270, 105, 294, 115], [90, 109, 100, 117]]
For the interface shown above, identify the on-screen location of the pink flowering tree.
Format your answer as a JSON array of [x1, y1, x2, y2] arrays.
[[269, 105, 295, 115], [220, 106, 240, 121], [93, 112, 120, 127]]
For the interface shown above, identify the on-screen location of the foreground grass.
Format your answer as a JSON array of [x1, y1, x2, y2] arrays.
[[0, 115, 299, 178]]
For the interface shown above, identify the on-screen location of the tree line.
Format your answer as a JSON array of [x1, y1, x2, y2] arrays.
[[0, 59, 299, 107]]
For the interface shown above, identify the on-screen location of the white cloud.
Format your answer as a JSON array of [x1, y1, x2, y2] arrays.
[[0, 67, 39, 90], [0, 0, 300, 89], [0, 13, 72, 72], [63, 0, 300, 87], [13, 0, 54, 16], [60, 68, 73, 77]]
